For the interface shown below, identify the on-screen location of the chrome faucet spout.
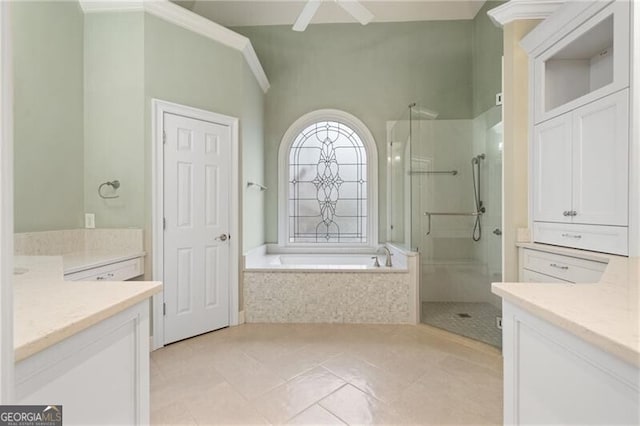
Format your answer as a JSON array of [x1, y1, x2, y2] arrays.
[[377, 246, 393, 267]]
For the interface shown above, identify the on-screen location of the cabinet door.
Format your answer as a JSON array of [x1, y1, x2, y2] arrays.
[[572, 90, 629, 226], [532, 114, 573, 223]]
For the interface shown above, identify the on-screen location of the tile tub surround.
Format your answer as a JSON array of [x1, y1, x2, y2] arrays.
[[493, 243, 640, 367], [243, 244, 420, 324], [14, 228, 143, 255], [13, 255, 161, 361], [245, 272, 412, 324]]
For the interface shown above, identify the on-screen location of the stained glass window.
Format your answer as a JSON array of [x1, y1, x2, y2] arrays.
[[288, 121, 367, 243]]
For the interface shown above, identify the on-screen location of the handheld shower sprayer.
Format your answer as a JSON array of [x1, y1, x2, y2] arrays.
[[471, 154, 485, 241]]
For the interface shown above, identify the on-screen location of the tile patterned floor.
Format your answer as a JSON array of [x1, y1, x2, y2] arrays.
[[151, 323, 503, 425], [421, 302, 503, 349]]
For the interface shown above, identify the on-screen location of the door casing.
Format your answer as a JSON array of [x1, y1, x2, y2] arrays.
[[151, 99, 239, 350]]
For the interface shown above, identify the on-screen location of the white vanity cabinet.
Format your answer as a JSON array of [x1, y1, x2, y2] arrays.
[[518, 246, 606, 284], [532, 90, 629, 254], [502, 301, 639, 426], [64, 256, 144, 282], [15, 301, 151, 425], [525, 0, 633, 255]]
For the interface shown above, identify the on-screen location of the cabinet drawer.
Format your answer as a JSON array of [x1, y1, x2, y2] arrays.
[[521, 268, 573, 284], [522, 249, 606, 283], [533, 222, 628, 255], [65, 257, 144, 282]]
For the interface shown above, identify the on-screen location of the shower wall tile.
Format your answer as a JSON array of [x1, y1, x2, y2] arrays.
[[244, 272, 411, 324]]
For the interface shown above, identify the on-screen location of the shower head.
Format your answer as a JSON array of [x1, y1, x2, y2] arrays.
[[408, 103, 439, 120]]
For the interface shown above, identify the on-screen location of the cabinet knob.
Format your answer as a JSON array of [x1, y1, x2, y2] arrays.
[[563, 211, 569, 216]]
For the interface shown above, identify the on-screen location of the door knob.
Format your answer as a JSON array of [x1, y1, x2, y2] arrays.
[[215, 234, 229, 242]]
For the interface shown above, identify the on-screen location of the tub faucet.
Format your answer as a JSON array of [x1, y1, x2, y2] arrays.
[[378, 246, 393, 267]]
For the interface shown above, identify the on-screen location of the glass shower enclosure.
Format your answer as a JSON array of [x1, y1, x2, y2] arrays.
[[388, 103, 503, 348]]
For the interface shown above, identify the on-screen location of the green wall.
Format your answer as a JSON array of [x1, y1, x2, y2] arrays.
[[240, 63, 266, 251], [472, 1, 506, 117], [13, 1, 85, 232], [235, 22, 474, 243], [143, 14, 265, 253], [84, 12, 145, 229], [14, 5, 266, 254]]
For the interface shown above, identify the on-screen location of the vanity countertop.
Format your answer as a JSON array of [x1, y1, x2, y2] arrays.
[[14, 256, 161, 362], [62, 250, 146, 274], [493, 243, 639, 367]]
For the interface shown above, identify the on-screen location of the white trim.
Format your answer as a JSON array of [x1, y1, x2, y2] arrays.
[[629, 0, 640, 256], [78, 0, 143, 13], [385, 121, 394, 243], [0, 0, 13, 402], [151, 99, 240, 350], [520, 1, 612, 55], [277, 109, 379, 249], [487, 0, 564, 27], [79, 0, 270, 93], [241, 44, 270, 94]]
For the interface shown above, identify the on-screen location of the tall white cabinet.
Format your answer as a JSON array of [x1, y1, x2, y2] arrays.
[[524, 0, 634, 255]]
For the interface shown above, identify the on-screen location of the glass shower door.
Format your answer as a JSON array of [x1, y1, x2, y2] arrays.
[[409, 104, 503, 348]]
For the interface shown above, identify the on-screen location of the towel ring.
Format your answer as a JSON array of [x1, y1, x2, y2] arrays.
[[98, 180, 120, 199]]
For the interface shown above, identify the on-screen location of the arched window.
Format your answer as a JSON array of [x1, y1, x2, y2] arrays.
[[279, 110, 378, 247]]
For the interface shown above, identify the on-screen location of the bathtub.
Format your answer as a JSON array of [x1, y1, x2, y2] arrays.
[[252, 253, 402, 270], [243, 245, 419, 324]]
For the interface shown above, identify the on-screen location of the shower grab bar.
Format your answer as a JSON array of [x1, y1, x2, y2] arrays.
[[408, 170, 458, 176], [423, 211, 484, 236]]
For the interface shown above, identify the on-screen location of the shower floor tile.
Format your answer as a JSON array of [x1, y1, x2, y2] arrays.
[[421, 302, 502, 348]]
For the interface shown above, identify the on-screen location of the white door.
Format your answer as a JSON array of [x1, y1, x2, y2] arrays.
[[532, 113, 573, 223], [163, 113, 231, 344], [572, 90, 629, 226]]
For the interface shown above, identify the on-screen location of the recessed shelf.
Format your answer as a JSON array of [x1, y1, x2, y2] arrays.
[[544, 15, 614, 112]]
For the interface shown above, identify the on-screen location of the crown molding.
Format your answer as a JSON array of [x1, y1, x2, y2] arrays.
[[487, 0, 565, 27], [79, 1, 143, 13], [78, 0, 270, 93]]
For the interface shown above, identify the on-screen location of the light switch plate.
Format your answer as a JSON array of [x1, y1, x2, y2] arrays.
[[85, 213, 95, 229]]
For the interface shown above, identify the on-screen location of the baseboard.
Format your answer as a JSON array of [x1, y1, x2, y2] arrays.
[[238, 310, 245, 325]]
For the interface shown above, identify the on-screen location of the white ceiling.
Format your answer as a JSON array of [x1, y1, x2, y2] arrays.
[[175, 1, 487, 28]]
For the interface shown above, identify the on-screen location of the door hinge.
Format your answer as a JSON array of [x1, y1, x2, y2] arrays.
[[162, 130, 166, 144], [163, 302, 166, 316], [163, 217, 166, 230]]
